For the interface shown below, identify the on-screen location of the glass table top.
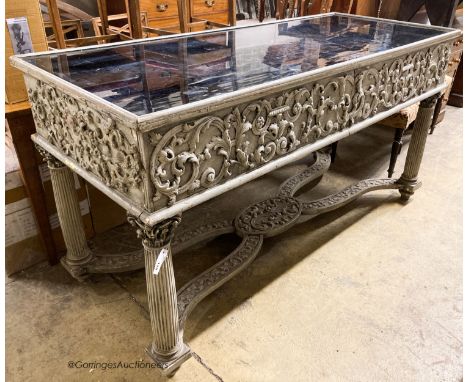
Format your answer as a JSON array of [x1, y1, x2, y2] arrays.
[[22, 14, 447, 116]]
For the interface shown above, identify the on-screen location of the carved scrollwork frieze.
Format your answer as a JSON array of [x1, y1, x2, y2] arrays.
[[27, 79, 145, 205], [149, 44, 450, 208]]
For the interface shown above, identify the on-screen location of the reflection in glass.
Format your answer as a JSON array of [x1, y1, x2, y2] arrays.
[[24, 15, 445, 116]]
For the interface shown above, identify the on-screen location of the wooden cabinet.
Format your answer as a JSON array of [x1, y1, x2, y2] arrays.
[[140, 0, 234, 31], [192, 0, 229, 18], [140, 0, 181, 29], [434, 35, 463, 124]]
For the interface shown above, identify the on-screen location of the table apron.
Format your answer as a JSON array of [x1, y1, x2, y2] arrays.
[[31, 82, 446, 225]]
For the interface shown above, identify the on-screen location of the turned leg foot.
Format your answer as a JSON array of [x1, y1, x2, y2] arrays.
[[128, 215, 191, 376], [397, 94, 439, 201]]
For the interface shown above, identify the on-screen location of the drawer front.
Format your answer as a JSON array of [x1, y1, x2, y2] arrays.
[[141, 0, 180, 19], [147, 17, 181, 30], [194, 12, 229, 24], [192, 0, 228, 16], [189, 13, 229, 31]]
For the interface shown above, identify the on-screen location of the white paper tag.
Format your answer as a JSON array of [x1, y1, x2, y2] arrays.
[[153, 248, 169, 275]]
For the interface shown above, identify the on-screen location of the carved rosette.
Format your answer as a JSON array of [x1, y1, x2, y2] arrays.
[[149, 44, 450, 208], [235, 197, 302, 237], [128, 215, 181, 248], [27, 79, 145, 205]]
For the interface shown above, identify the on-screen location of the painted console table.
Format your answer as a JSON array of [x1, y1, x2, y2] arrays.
[[11, 13, 460, 375]]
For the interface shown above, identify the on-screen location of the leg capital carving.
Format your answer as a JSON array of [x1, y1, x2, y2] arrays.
[[128, 215, 181, 248], [35, 144, 64, 169]]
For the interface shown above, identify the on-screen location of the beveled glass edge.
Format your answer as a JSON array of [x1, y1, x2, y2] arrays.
[[136, 29, 460, 130], [10, 13, 461, 130], [10, 13, 339, 59]]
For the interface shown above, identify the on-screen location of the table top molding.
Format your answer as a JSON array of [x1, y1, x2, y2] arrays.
[[10, 13, 459, 60], [10, 14, 461, 131]]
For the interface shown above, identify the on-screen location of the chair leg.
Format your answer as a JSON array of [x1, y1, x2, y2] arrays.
[[429, 97, 443, 135], [330, 141, 338, 163], [388, 128, 404, 178]]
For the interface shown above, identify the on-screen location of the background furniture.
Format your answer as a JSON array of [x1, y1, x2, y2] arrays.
[[5, 102, 58, 265], [380, 104, 419, 178], [91, 12, 149, 41], [97, 0, 236, 35], [42, 0, 119, 47]]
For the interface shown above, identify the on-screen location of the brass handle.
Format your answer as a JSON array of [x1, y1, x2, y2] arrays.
[[205, 0, 215, 7], [156, 3, 168, 11]]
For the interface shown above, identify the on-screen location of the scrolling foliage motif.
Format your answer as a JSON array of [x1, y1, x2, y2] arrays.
[[28, 80, 144, 202], [149, 44, 449, 207]]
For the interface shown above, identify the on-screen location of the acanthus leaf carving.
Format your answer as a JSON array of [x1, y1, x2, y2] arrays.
[[149, 44, 450, 209]]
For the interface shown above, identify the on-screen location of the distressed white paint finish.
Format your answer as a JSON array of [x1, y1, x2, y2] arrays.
[[144, 245, 181, 356], [398, 94, 439, 200], [26, 76, 148, 209], [146, 44, 451, 209], [49, 163, 93, 278], [26, 42, 453, 220], [127, 215, 190, 374]]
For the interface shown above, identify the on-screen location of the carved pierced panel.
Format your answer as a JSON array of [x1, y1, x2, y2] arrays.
[[26, 78, 146, 206], [148, 44, 450, 209]]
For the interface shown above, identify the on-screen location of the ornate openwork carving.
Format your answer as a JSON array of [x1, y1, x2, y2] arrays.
[[177, 234, 263, 326], [149, 44, 450, 207], [277, 151, 331, 198], [28, 80, 145, 203], [301, 178, 399, 214]]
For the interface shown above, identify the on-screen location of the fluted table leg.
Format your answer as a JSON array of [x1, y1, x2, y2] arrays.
[[37, 147, 93, 279], [128, 215, 191, 376], [398, 94, 440, 201]]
